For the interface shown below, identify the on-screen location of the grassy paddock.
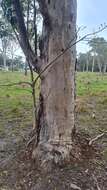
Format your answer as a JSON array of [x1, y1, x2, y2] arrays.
[[0, 71, 107, 134], [0, 71, 39, 133], [77, 72, 107, 96]]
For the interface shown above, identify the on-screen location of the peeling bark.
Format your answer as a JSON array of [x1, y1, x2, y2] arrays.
[[33, 0, 77, 166], [11, 0, 77, 166]]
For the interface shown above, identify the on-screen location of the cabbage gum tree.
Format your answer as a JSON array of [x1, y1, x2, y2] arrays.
[[2, 0, 77, 165]]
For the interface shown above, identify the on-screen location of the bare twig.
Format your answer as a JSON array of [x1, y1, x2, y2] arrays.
[[26, 134, 37, 148], [99, 129, 107, 133], [0, 81, 32, 87], [89, 133, 106, 146], [92, 174, 101, 190], [34, 25, 107, 85]]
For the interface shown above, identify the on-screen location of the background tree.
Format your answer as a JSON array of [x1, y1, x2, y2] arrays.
[[77, 53, 87, 72], [77, 37, 107, 73], [7, 37, 21, 72], [78, 52, 92, 72], [12, 55, 24, 71], [0, 13, 15, 70], [88, 37, 107, 73]]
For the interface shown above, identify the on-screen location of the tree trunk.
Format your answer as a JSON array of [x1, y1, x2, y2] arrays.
[[97, 56, 102, 73], [103, 63, 107, 73], [86, 56, 89, 72], [33, 0, 77, 166], [11, 53, 14, 72], [24, 60, 28, 76], [92, 54, 95, 72], [3, 45, 7, 69], [83, 63, 85, 72], [3, 50, 6, 69]]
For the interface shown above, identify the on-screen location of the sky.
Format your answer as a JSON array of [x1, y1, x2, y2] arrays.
[[1, 1, 107, 57], [77, 0, 107, 53]]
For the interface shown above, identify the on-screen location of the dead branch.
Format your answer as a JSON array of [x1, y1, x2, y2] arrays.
[[34, 25, 107, 85], [70, 183, 81, 190], [89, 132, 106, 146]]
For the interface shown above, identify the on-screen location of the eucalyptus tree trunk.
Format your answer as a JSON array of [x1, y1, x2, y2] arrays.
[[92, 54, 95, 72], [103, 63, 107, 73], [11, 0, 77, 166], [3, 41, 7, 69], [33, 0, 77, 165], [86, 55, 89, 72], [11, 51, 14, 72], [97, 56, 102, 73], [24, 60, 28, 76], [3, 48, 6, 69]]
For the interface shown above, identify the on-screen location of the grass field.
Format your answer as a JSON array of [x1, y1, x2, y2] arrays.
[[0, 71, 107, 127], [0, 71, 107, 131], [77, 72, 107, 96], [0, 71, 107, 189], [0, 71, 39, 135], [0, 71, 106, 134]]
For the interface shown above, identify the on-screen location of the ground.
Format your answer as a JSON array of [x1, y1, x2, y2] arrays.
[[0, 71, 107, 190]]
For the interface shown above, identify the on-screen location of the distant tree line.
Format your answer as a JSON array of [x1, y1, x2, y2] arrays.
[[0, 53, 24, 71], [77, 37, 107, 73]]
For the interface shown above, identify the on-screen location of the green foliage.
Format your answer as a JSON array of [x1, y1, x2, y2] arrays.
[[0, 13, 14, 43], [88, 37, 107, 72], [77, 53, 87, 71], [78, 37, 107, 72], [1, 0, 42, 56], [78, 52, 96, 72], [11, 56, 24, 71], [88, 37, 107, 55], [1, 0, 14, 24]]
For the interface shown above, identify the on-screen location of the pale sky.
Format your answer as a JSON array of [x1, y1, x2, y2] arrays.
[[1, 1, 107, 57], [77, 0, 107, 53]]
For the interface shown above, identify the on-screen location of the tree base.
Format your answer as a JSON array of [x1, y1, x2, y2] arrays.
[[31, 132, 96, 172], [32, 141, 73, 171]]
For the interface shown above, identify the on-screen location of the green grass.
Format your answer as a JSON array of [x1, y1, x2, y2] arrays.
[[0, 71, 39, 133], [0, 71, 107, 135], [76, 72, 107, 96]]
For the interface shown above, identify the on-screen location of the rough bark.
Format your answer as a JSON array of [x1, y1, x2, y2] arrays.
[[33, 0, 77, 166], [24, 61, 28, 76]]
